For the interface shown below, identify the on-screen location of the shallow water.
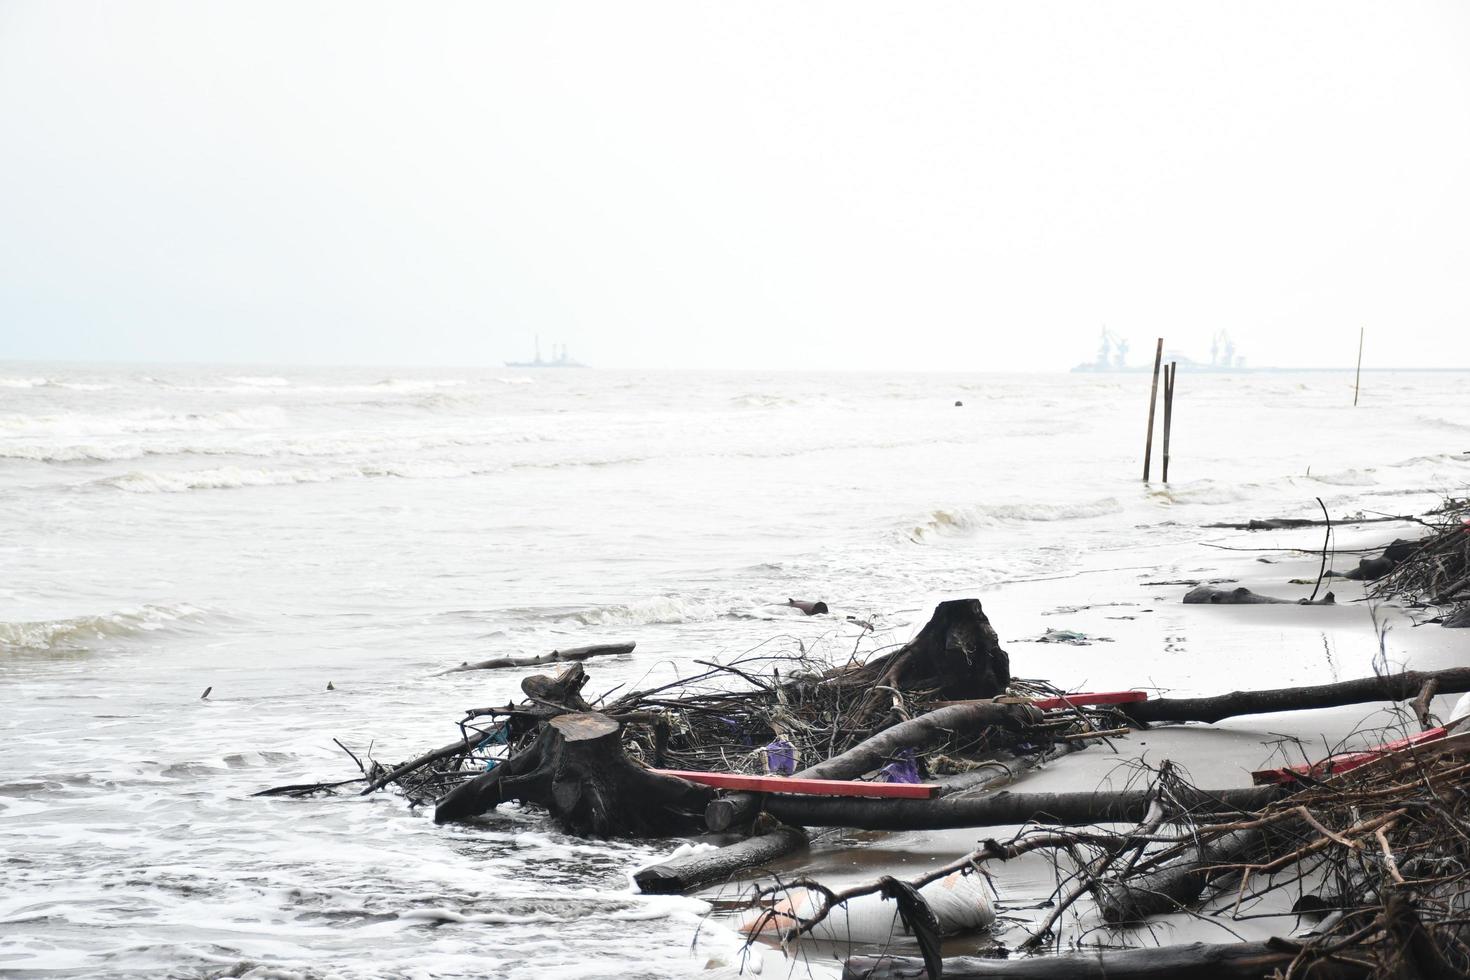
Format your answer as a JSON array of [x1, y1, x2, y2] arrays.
[[3, 364, 1468, 977]]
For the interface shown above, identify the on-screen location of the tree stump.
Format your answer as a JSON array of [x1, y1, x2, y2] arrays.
[[434, 712, 713, 836], [848, 599, 1011, 721], [520, 662, 595, 711]]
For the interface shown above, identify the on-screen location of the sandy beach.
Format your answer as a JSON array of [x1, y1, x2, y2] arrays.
[[3, 366, 1467, 979], [690, 516, 1469, 975]]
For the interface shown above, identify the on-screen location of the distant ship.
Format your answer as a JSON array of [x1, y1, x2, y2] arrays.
[[505, 337, 588, 368], [1072, 329, 1248, 373]]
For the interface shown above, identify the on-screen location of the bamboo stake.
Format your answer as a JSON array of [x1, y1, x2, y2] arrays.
[[1161, 362, 1176, 483], [1142, 338, 1163, 481], [1354, 327, 1364, 405]]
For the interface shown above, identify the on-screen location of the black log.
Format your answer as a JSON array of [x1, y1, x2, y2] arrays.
[[743, 785, 1280, 832], [440, 642, 635, 674], [434, 712, 712, 836], [1094, 828, 1264, 924], [1184, 586, 1334, 605], [1125, 666, 1470, 725], [845, 942, 1369, 979], [633, 825, 808, 894], [853, 599, 1012, 704], [706, 700, 1038, 831]]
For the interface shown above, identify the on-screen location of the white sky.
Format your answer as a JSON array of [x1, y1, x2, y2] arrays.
[[2, 2, 1468, 370]]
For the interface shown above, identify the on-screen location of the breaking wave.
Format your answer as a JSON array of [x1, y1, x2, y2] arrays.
[[0, 405, 287, 438], [730, 393, 800, 409], [1152, 480, 1260, 505], [0, 376, 115, 391], [1309, 468, 1380, 487], [564, 595, 731, 627], [909, 497, 1122, 541], [94, 461, 479, 493], [0, 604, 206, 652], [225, 376, 291, 387]]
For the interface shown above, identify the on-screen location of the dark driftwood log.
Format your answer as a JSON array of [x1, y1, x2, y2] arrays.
[[434, 712, 712, 836], [786, 598, 829, 615], [1125, 666, 1470, 725], [855, 598, 1012, 704], [706, 741, 1080, 832], [360, 732, 480, 795], [633, 825, 809, 894], [1094, 828, 1264, 924], [440, 642, 635, 675], [705, 700, 1039, 832], [1184, 585, 1334, 605], [740, 786, 1280, 832], [844, 943, 1370, 979], [519, 662, 607, 713], [1203, 515, 1407, 531]]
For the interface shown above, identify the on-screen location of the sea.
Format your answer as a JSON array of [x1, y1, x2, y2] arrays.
[[3, 363, 1468, 979]]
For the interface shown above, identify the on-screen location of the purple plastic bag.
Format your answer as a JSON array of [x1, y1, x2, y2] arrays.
[[764, 737, 797, 775], [877, 749, 920, 784]]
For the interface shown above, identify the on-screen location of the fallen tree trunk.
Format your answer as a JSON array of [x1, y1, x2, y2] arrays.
[[1125, 666, 1470, 725], [741, 785, 1280, 832], [706, 740, 1079, 832], [706, 700, 1040, 832], [1094, 828, 1264, 924], [434, 712, 711, 836], [844, 942, 1370, 979], [633, 825, 808, 894], [359, 732, 479, 796], [1184, 586, 1334, 605], [441, 642, 635, 675]]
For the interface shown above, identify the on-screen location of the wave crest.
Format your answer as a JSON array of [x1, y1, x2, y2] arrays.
[[0, 604, 205, 652], [565, 596, 729, 627], [909, 497, 1121, 541]]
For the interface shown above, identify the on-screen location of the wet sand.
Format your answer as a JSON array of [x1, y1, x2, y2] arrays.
[[707, 517, 1460, 974]]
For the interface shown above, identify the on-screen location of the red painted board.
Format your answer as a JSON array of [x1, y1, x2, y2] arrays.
[[652, 770, 941, 799], [1031, 691, 1149, 711], [1251, 727, 1449, 785]]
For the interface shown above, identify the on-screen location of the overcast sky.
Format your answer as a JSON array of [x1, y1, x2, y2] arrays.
[[2, 2, 1468, 371]]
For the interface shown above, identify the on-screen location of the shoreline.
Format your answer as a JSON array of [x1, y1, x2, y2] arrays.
[[697, 510, 1466, 973]]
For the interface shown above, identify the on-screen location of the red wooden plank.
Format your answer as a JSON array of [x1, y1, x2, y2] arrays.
[[651, 769, 940, 799], [1031, 691, 1148, 711], [1252, 727, 1449, 785]]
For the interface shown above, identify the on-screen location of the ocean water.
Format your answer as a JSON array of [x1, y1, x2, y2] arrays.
[[3, 363, 1468, 978]]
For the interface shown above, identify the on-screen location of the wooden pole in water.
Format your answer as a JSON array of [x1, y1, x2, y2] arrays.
[[1162, 362, 1176, 483], [1142, 338, 1163, 481], [1354, 327, 1364, 406]]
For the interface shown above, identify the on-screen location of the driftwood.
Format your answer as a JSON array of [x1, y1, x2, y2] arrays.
[[440, 642, 635, 675], [1372, 501, 1469, 603], [739, 785, 1280, 832], [637, 701, 1042, 893], [1093, 827, 1264, 923], [706, 700, 1038, 832], [1184, 585, 1335, 605], [359, 732, 480, 796], [1204, 515, 1408, 531], [434, 712, 712, 835], [520, 662, 596, 711], [851, 598, 1012, 705], [707, 740, 1081, 832], [786, 599, 829, 615], [1342, 539, 1422, 581], [844, 943, 1369, 979], [1125, 666, 1470, 725], [634, 825, 809, 894], [705, 601, 1016, 834]]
